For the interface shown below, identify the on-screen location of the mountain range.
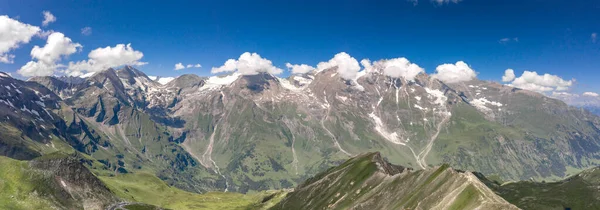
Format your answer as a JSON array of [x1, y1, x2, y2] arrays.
[[1, 65, 600, 209]]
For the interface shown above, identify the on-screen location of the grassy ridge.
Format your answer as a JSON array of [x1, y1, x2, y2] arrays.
[[0, 156, 57, 210], [99, 172, 285, 210]]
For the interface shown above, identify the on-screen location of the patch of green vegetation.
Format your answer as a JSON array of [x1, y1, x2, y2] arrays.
[[99, 171, 279, 210], [448, 185, 479, 210], [124, 203, 165, 210], [0, 156, 57, 210]]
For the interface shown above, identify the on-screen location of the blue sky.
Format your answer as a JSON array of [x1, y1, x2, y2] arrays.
[[1, 0, 599, 93]]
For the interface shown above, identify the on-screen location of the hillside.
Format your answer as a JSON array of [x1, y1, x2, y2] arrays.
[[272, 152, 518, 210], [7, 64, 600, 193]]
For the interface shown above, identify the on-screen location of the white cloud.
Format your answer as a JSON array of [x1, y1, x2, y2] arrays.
[[174, 63, 185, 70], [31, 32, 81, 65], [17, 61, 58, 77], [551, 92, 600, 107], [502, 69, 516, 82], [211, 52, 282, 75], [583, 92, 599, 97], [499, 37, 519, 44], [506, 70, 574, 93], [0, 15, 41, 63], [81, 27, 92, 36], [42, 11, 56, 27], [316, 52, 361, 80], [431, 61, 477, 83], [592, 33, 597, 43], [66, 43, 146, 76], [433, 0, 461, 5], [286, 63, 315, 74], [175, 63, 201, 70], [362, 57, 424, 80], [17, 32, 81, 77]]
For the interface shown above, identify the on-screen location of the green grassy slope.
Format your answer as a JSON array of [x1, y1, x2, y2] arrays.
[[0, 154, 119, 210], [272, 152, 518, 210], [477, 166, 600, 210], [99, 171, 286, 210]]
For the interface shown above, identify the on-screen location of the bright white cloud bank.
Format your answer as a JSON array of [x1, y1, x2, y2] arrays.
[[212, 52, 282, 75], [583, 92, 599, 97], [503, 70, 574, 92], [67, 43, 146, 76], [431, 61, 477, 83], [0, 15, 41, 63], [361, 57, 424, 81], [17, 32, 81, 77], [316, 52, 361, 80], [42, 11, 56, 27], [286, 63, 315, 74]]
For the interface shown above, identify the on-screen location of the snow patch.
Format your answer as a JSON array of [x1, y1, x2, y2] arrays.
[[471, 97, 503, 112], [279, 77, 304, 91], [0, 72, 11, 78], [336, 95, 348, 102], [369, 113, 406, 145], [292, 76, 312, 86], [157, 77, 175, 85], [424, 88, 447, 108], [199, 73, 241, 91]]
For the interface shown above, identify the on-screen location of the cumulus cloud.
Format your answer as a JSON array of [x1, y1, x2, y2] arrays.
[[361, 57, 424, 81], [17, 32, 81, 77], [31, 32, 81, 65], [502, 69, 516, 82], [66, 43, 146, 76], [583, 92, 599, 97], [0, 15, 41, 63], [431, 61, 477, 83], [174, 63, 185, 70], [286, 63, 315, 74], [592, 33, 597, 43], [81, 27, 92, 36], [174, 63, 201, 70], [36, 30, 55, 38], [17, 61, 59, 77], [316, 52, 361, 80], [211, 52, 282, 75], [42, 11, 56, 27], [505, 70, 574, 92]]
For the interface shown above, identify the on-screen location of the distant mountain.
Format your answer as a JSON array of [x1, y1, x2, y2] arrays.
[[3, 64, 600, 195]]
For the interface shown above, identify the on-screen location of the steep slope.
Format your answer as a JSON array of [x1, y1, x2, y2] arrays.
[[28, 65, 600, 193], [477, 166, 600, 210], [271, 152, 518, 210], [0, 153, 119, 210], [8, 70, 222, 194]]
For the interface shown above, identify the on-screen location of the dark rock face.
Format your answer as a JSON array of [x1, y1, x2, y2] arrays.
[[371, 152, 407, 176], [27, 154, 120, 209]]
